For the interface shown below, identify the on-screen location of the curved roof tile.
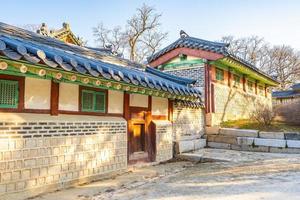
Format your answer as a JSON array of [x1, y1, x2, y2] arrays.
[[0, 24, 202, 98]]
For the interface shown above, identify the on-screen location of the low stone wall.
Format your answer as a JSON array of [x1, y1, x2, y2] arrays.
[[274, 99, 300, 124], [172, 104, 205, 153], [206, 127, 300, 153], [0, 113, 127, 200]]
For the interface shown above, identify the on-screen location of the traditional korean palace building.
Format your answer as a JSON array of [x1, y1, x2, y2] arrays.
[[148, 31, 279, 126], [0, 22, 205, 199]]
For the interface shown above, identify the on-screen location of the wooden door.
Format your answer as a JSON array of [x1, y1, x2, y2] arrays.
[[128, 107, 149, 162]]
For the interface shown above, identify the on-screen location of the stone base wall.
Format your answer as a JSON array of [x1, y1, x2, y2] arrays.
[[210, 83, 272, 126], [152, 120, 173, 162], [0, 113, 127, 200], [206, 127, 300, 154]]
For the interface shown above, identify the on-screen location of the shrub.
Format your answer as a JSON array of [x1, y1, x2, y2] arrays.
[[250, 103, 275, 126]]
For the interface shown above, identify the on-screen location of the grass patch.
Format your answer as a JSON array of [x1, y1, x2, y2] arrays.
[[220, 119, 300, 132]]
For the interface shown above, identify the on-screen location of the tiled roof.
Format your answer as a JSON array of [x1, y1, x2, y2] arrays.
[[147, 36, 229, 62], [273, 83, 300, 98], [147, 32, 278, 83], [0, 22, 201, 98], [292, 83, 300, 90], [272, 90, 300, 98]]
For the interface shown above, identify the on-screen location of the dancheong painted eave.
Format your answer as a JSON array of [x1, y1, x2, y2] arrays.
[[0, 22, 202, 101]]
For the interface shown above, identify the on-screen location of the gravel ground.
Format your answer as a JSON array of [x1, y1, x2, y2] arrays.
[[32, 149, 300, 200]]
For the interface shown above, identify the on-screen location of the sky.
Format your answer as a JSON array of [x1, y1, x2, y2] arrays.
[[1, 0, 300, 49]]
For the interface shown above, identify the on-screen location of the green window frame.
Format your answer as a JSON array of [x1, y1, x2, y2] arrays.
[[0, 79, 19, 109], [247, 81, 254, 93], [179, 54, 187, 61], [81, 89, 106, 113], [216, 68, 224, 81], [233, 74, 240, 87]]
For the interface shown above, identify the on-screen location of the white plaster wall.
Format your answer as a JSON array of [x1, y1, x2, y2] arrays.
[[108, 90, 124, 114], [24, 77, 51, 109], [129, 93, 148, 108], [59, 83, 79, 111], [152, 97, 168, 116]]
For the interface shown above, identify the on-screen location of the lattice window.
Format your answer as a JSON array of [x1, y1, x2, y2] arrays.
[[81, 89, 106, 113], [0, 79, 19, 109], [216, 68, 224, 81], [233, 74, 240, 87], [247, 81, 254, 93]]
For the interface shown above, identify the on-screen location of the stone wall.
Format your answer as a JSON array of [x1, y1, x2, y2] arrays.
[[0, 113, 127, 200], [152, 120, 173, 163], [210, 83, 272, 126], [274, 98, 300, 125], [173, 105, 205, 141], [172, 104, 205, 153]]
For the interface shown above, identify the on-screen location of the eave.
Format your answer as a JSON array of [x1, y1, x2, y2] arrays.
[[0, 57, 199, 101], [210, 57, 279, 86]]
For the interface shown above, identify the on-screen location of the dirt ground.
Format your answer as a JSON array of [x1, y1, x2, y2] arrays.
[[32, 149, 300, 200]]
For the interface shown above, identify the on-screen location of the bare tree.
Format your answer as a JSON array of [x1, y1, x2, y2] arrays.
[[221, 35, 300, 89], [221, 35, 269, 67], [93, 23, 127, 55], [264, 45, 300, 89], [93, 4, 167, 62]]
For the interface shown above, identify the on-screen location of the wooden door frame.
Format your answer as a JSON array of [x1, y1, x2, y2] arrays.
[[123, 94, 156, 163]]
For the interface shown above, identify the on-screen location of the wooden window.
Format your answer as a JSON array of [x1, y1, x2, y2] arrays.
[[179, 54, 187, 61], [247, 81, 254, 93], [0, 79, 19, 109], [233, 75, 240, 87], [81, 89, 106, 113], [258, 85, 264, 96], [216, 68, 224, 81]]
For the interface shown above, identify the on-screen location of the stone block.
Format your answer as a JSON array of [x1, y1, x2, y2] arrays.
[[207, 142, 231, 149], [207, 135, 237, 145], [194, 139, 206, 149], [259, 131, 285, 139], [220, 128, 258, 137], [241, 145, 270, 152], [286, 140, 300, 148], [178, 140, 194, 153], [254, 138, 286, 148], [285, 132, 300, 140], [205, 126, 220, 135], [237, 137, 255, 146]]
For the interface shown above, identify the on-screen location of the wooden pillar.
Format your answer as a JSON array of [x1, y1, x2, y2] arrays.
[[205, 63, 211, 113], [242, 75, 246, 92], [50, 80, 59, 116], [123, 92, 130, 162], [168, 99, 173, 122], [255, 81, 258, 95], [228, 70, 232, 87]]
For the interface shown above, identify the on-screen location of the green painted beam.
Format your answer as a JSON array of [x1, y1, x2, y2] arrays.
[[0, 57, 199, 101], [162, 59, 204, 70]]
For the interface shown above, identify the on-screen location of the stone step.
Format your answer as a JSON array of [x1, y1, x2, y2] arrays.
[[259, 131, 285, 139], [254, 138, 286, 148], [219, 128, 258, 137], [207, 135, 237, 145]]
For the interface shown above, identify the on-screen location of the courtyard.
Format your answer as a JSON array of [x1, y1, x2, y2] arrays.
[[32, 149, 300, 200]]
